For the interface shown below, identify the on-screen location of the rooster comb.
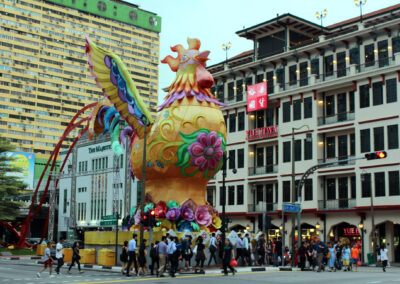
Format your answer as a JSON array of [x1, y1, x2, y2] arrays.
[[161, 38, 201, 72]]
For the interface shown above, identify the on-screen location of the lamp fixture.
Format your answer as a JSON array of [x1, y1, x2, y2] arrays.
[[279, 225, 283, 231], [358, 223, 364, 229], [310, 228, 315, 233], [316, 222, 321, 229]]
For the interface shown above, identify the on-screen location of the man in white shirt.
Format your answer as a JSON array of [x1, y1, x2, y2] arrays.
[[167, 237, 177, 277], [243, 233, 250, 266], [126, 234, 138, 277], [208, 233, 218, 266], [55, 238, 64, 275], [236, 234, 244, 266]]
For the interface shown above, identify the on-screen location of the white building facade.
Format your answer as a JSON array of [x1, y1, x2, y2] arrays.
[[58, 135, 139, 240], [207, 6, 400, 262]]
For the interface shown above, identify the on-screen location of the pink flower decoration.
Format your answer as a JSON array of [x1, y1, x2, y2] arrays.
[[180, 206, 195, 222], [195, 205, 212, 227], [188, 131, 223, 171], [166, 207, 181, 222], [134, 208, 141, 225]]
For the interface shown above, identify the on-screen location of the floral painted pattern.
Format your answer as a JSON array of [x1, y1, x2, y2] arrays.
[[176, 129, 226, 178]]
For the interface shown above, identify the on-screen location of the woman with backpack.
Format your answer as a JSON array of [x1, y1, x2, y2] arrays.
[[120, 241, 129, 275]]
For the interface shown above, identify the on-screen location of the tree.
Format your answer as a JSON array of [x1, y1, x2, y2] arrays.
[[0, 138, 26, 221]]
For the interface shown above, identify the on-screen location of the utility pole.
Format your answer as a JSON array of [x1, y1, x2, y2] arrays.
[[370, 193, 376, 262], [47, 172, 58, 243], [113, 153, 121, 266], [139, 123, 147, 245]]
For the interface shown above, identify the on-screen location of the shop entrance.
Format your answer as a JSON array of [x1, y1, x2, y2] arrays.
[[329, 222, 361, 245]]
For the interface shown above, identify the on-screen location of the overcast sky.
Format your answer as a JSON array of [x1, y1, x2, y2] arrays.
[[128, 0, 399, 104]]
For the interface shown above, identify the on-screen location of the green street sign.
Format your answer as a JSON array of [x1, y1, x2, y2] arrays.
[[102, 214, 118, 220], [100, 220, 117, 226]]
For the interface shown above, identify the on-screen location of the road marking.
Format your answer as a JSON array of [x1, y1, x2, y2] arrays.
[[74, 271, 279, 284]]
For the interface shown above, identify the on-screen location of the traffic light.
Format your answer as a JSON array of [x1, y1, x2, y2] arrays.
[[365, 151, 387, 160], [149, 210, 156, 227], [140, 213, 149, 226]]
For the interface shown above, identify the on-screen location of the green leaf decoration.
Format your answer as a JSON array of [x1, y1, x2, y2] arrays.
[[190, 222, 200, 232], [167, 200, 179, 209], [144, 203, 154, 212]]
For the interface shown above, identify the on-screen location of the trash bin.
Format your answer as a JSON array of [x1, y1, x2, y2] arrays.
[[80, 248, 95, 264], [367, 253, 374, 265], [63, 248, 73, 263], [97, 249, 116, 266], [36, 244, 46, 256]]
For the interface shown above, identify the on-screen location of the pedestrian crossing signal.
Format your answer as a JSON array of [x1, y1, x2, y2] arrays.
[[365, 151, 387, 160]]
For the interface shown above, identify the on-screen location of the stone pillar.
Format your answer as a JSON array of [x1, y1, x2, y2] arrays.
[[395, 52, 400, 66]]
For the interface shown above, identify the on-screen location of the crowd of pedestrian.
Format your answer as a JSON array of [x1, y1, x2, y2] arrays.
[[35, 233, 390, 278]]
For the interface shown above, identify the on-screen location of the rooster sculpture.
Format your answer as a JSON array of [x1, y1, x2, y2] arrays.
[[86, 37, 227, 207]]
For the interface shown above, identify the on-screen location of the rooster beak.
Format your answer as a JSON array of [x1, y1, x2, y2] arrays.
[[195, 51, 210, 64]]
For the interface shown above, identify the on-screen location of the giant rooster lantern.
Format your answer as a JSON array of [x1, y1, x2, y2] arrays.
[[86, 37, 227, 231]]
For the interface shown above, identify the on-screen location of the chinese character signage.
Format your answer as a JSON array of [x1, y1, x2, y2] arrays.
[[343, 227, 360, 236], [247, 82, 267, 112], [246, 126, 278, 141]]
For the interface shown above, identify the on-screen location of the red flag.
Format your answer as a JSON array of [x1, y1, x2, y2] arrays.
[[247, 81, 268, 112]]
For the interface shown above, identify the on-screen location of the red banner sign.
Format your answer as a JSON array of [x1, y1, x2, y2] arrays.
[[343, 228, 360, 236], [246, 125, 278, 141], [247, 82, 268, 112]]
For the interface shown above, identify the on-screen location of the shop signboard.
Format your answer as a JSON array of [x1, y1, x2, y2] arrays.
[[247, 82, 267, 112]]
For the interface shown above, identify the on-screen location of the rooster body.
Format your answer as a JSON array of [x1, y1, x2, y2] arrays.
[[86, 38, 226, 206]]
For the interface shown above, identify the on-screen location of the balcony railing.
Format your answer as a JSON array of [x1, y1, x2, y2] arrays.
[[317, 155, 356, 167], [248, 164, 278, 176], [248, 202, 278, 213], [318, 111, 355, 126], [318, 198, 356, 210]]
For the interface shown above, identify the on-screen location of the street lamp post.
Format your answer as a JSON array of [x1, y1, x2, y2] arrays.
[[358, 222, 365, 264], [221, 153, 236, 247], [354, 0, 367, 23], [315, 9, 328, 30], [290, 126, 311, 266], [222, 42, 232, 68]]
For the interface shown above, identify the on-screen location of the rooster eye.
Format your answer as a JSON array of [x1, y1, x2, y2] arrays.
[[181, 55, 189, 62]]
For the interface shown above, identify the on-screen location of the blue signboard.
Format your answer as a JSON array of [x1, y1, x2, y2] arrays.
[[6, 152, 35, 190], [283, 204, 301, 213]]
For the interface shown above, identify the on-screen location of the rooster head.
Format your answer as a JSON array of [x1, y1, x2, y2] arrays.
[[161, 38, 214, 93]]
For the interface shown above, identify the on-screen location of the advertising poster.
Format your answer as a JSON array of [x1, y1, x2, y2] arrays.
[[247, 81, 268, 112], [6, 152, 35, 190]]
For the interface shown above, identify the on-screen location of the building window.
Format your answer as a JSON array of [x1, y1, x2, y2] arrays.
[[289, 65, 297, 85], [326, 136, 336, 158], [266, 108, 274, 126], [303, 97, 312, 119], [256, 74, 264, 83], [207, 188, 214, 205], [63, 189, 67, 214], [276, 68, 285, 89], [228, 186, 235, 205], [283, 181, 290, 202], [256, 110, 264, 128], [350, 47, 360, 65], [228, 149, 235, 169], [283, 141, 291, 163], [388, 125, 399, 149], [295, 139, 301, 161], [237, 149, 244, 168], [236, 80, 243, 102], [217, 85, 224, 102], [266, 71, 274, 94], [326, 95, 335, 116], [361, 173, 371, 197], [304, 179, 313, 201], [365, 43, 375, 67], [282, 101, 291, 123], [359, 84, 370, 108], [351, 176, 356, 199], [304, 138, 312, 160], [299, 62, 308, 86], [393, 37, 400, 54], [257, 147, 264, 167], [293, 99, 301, 121], [386, 78, 397, 103], [373, 127, 384, 151], [228, 82, 234, 101], [238, 112, 245, 131], [350, 133, 355, 156], [375, 172, 385, 197], [256, 184, 263, 203], [372, 81, 383, 106], [229, 113, 236, 133], [389, 171, 400, 196], [237, 185, 244, 205], [311, 58, 319, 78], [324, 55, 333, 77], [337, 51, 346, 77], [349, 91, 355, 112], [327, 178, 336, 199], [378, 40, 389, 67], [360, 129, 371, 153]]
